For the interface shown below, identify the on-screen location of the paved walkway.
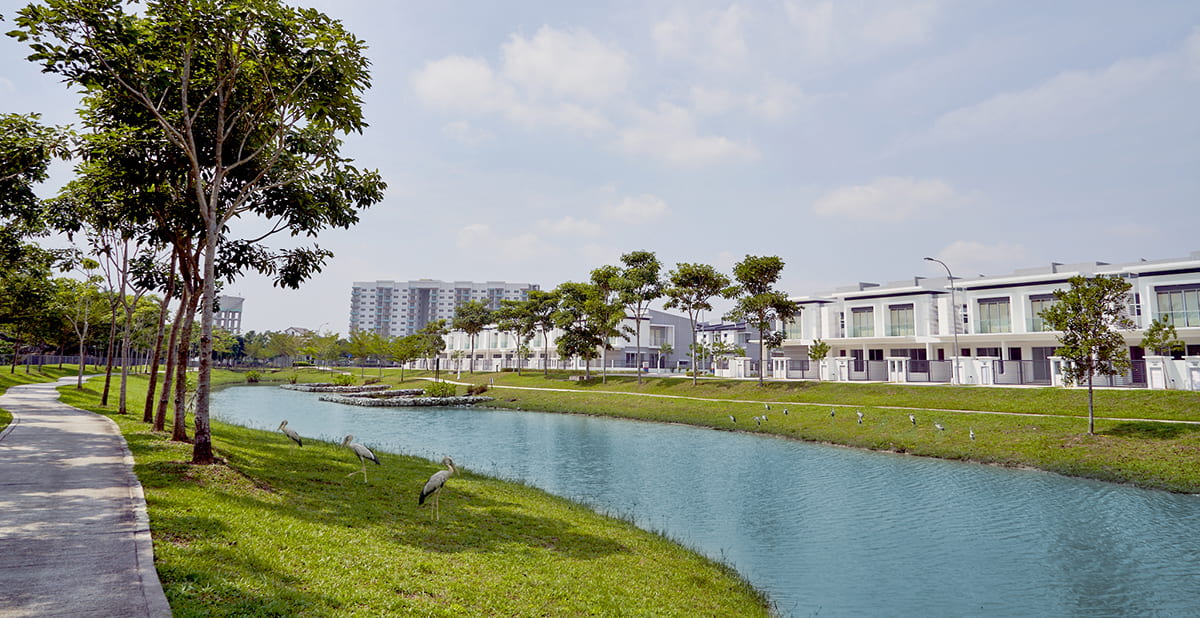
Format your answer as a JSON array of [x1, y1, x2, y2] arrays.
[[0, 378, 170, 617]]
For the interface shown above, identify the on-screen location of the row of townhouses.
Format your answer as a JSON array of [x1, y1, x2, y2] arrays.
[[776, 251, 1200, 390]]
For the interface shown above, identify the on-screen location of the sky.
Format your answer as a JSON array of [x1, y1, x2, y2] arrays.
[[2, 1, 1199, 334]]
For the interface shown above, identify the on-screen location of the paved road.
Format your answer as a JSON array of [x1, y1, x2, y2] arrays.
[[0, 378, 170, 617]]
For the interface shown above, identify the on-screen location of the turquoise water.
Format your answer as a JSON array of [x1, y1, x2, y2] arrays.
[[213, 386, 1200, 616]]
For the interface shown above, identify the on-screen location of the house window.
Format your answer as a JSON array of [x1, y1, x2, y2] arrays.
[[1029, 294, 1056, 332], [850, 307, 874, 337], [888, 304, 915, 336], [977, 297, 1011, 333], [1156, 285, 1199, 327]]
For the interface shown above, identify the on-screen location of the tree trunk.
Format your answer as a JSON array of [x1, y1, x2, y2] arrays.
[[76, 339, 86, 389], [543, 331, 550, 377], [191, 229, 218, 464], [170, 289, 197, 443], [144, 291, 172, 423], [1087, 372, 1095, 435], [118, 310, 133, 414], [635, 314, 642, 385], [690, 320, 698, 386], [758, 332, 766, 386], [155, 305, 181, 432], [101, 312, 118, 405]]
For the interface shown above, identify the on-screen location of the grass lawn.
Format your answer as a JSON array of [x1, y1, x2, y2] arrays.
[[391, 370, 1200, 494], [58, 372, 771, 617]]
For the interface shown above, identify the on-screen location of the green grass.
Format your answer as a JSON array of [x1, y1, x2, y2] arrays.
[[400, 371, 1200, 494], [58, 373, 771, 617], [0, 364, 81, 431]]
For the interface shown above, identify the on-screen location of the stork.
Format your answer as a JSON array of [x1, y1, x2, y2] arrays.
[[856, 410, 864, 425], [341, 434, 380, 482], [419, 456, 457, 520], [908, 414, 916, 426], [934, 423, 945, 431], [970, 428, 976, 440], [278, 420, 302, 447]]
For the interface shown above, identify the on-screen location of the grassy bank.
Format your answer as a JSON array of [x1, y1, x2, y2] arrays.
[[59, 372, 771, 617], [400, 371, 1200, 493]]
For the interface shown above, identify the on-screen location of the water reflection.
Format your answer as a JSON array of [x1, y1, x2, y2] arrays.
[[213, 386, 1200, 616]]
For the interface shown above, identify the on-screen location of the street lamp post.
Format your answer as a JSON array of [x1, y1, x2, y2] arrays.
[[924, 257, 960, 385]]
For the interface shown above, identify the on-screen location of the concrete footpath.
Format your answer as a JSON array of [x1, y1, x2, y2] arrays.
[[0, 378, 170, 617]]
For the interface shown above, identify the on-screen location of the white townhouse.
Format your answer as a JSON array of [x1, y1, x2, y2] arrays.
[[777, 251, 1200, 390], [440, 309, 693, 373]]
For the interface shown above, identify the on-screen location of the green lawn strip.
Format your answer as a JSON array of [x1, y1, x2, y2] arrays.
[[430, 370, 1200, 422], [391, 373, 1200, 494], [58, 374, 770, 617], [0, 365, 80, 431]]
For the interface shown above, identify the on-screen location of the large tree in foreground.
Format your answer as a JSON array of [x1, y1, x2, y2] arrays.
[[13, 0, 385, 463], [724, 255, 799, 386], [1040, 274, 1135, 434]]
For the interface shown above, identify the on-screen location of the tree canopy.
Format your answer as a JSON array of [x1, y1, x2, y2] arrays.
[[724, 255, 799, 386]]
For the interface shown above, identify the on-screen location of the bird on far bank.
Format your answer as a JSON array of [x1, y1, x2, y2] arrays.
[[783, 408, 789, 415], [856, 410, 864, 425], [278, 420, 302, 447], [729, 415, 736, 424], [765, 404, 771, 411], [909, 414, 916, 426], [419, 456, 457, 520], [934, 423, 945, 431], [970, 428, 976, 440], [341, 434, 380, 482], [830, 408, 836, 418]]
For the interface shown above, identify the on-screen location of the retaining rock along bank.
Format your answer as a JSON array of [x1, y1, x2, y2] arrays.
[[318, 393, 494, 407]]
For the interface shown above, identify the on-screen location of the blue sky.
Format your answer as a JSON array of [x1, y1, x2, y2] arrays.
[[2, 1, 1198, 333]]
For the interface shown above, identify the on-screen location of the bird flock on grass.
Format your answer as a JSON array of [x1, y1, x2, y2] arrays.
[[277, 420, 460, 520], [717, 406, 978, 442]]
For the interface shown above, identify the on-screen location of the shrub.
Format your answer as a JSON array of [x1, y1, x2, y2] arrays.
[[423, 382, 456, 398], [364, 377, 380, 385], [292, 361, 313, 367], [333, 374, 356, 386], [466, 384, 489, 396], [245, 370, 261, 384]]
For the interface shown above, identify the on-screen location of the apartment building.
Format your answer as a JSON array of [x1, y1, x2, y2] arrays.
[[214, 295, 244, 334], [348, 280, 539, 337], [778, 251, 1200, 389]]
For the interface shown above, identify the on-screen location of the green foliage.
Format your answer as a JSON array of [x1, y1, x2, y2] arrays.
[[808, 339, 831, 362], [244, 371, 261, 384], [612, 251, 664, 384], [1142, 316, 1185, 356], [452, 300, 494, 373], [423, 381, 457, 398], [332, 373, 356, 386], [465, 383, 489, 396], [724, 255, 800, 385], [1039, 275, 1136, 433], [665, 262, 731, 384]]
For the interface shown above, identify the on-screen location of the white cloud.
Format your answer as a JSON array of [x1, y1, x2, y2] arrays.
[[618, 103, 759, 166], [412, 27, 616, 133], [812, 176, 965, 221], [501, 26, 630, 100], [653, 5, 750, 70], [603, 194, 670, 224], [456, 223, 556, 263], [932, 241, 1033, 278], [690, 81, 804, 120], [537, 216, 603, 237], [784, 0, 940, 64], [917, 55, 1171, 146], [412, 56, 510, 113], [442, 121, 493, 145]]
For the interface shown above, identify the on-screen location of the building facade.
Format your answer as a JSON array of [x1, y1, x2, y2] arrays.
[[440, 309, 694, 373], [214, 295, 244, 334], [778, 252, 1200, 389], [349, 280, 539, 337]]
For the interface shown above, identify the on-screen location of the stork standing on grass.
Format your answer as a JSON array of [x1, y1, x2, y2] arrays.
[[419, 457, 457, 520], [342, 434, 380, 482], [278, 420, 302, 447]]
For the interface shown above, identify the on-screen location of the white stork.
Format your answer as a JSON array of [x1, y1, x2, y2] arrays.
[[278, 420, 302, 447], [341, 434, 380, 482], [419, 457, 457, 520]]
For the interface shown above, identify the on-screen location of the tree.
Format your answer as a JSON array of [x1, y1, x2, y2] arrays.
[[611, 251, 663, 385], [808, 339, 831, 381], [0, 113, 71, 254], [553, 281, 621, 379], [53, 261, 106, 388], [524, 290, 560, 376], [664, 262, 731, 385], [385, 334, 420, 381], [495, 300, 536, 375], [416, 320, 448, 380], [452, 300, 494, 374], [1040, 275, 1135, 434], [724, 255, 800, 386], [345, 329, 380, 376], [1142, 317, 1185, 357], [658, 343, 673, 369], [13, 0, 386, 464]]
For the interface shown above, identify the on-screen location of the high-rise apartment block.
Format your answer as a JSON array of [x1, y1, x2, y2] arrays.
[[214, 295, 244, 334], [349, 280, 539, 337]]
